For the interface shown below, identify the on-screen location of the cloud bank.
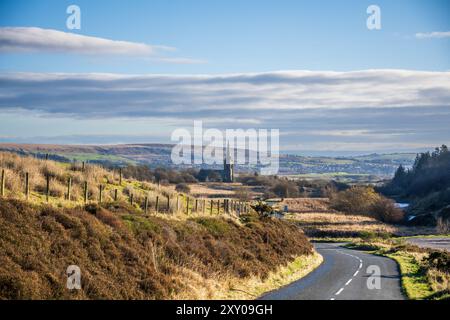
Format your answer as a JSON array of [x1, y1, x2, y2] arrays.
[[0, 70, 449, 152], [0, 27, 174, 56], [0, 69, 449, 117]]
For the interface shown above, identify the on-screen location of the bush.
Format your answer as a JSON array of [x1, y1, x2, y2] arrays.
[[271, 180, 299, 198], [175, 183, 190, 194], [234, 187, 252, 201], [0, 198, 315, 299], [331, 186, 404, 223], [425, 251, 450, 272], [370, 197, 405, 223], [330, 186, 379, 214]]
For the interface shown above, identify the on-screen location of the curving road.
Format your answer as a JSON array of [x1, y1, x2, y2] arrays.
[[260, 243, 404, 300]]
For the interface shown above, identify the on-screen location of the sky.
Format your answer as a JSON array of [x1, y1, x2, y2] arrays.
[[0, 0, 449, 155]]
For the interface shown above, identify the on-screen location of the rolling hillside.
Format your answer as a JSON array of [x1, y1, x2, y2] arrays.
[[0, 143, 416, 179], [0, 151, 320, 299]]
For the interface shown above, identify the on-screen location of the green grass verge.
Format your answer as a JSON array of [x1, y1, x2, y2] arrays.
[[57, 152, 135, 164], [385, 251, 434, 300], [343, 238, 447, 300]]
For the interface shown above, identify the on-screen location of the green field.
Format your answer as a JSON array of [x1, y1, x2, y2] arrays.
[[57, 152, 136, 164], [281, 172, 381, 183]]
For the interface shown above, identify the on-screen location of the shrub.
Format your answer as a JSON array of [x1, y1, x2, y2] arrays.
[[370, 197, 405, 223], [271, 180, 299, 198], [331, 186, 405, 223], [175, 183, 190, 194], [0, 198, 313, 299], [234, 187, 252, 201], [425, 251, 450, 272], [330, 186, 379, 215]]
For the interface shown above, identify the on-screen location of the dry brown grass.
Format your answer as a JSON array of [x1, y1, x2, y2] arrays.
[[290, 212, 400, 238], [0, 152, 218, 216], [188, 182, 257, 199], [0, 152, 114, 202], [0, 198, 314, 300], [285, 198, 435, 238], [292, 212, 436, 238], [278, 198, 333, 213]]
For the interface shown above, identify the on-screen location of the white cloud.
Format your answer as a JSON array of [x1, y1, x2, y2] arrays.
[[1, 69, 449, 117], [415, 31, 450, 39], [0, 27, 175, 56], [0, 69, 449, 150]]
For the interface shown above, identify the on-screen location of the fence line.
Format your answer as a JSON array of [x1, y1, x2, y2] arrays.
[[0, 164, 252, 217]]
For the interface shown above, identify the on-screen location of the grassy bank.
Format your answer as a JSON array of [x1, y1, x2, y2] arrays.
[[0, 198, 318, 300]]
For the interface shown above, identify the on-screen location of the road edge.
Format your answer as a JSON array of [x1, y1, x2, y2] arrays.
[[227, 251, 323, 300]]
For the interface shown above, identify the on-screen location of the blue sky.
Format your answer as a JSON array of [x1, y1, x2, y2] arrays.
[[0, 0, 449, 154], [1, 0, 449, 73]]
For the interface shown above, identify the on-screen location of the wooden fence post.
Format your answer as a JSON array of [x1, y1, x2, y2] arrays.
[[203, 199, 206, 215], [99, 184, 103, 204], [83, 181, 88, 204], [144, 196, 149, 214], [155, 196, 159, 213], [195, 199, 198, 212], [25, 172, 29, 200], [46, 174, 50, 202], [82, 161, 85, 171], [119, 168, 122, 185], [130, 194, 134, 206], [210, 199, 213, 215], [167, 195, 170, 212], [1, 169, 5, 197], [217, 200, 220, 215], [45, 153, 49, 161], [186, 196, 190, 215], [67, 177, 72, 201], [114, 189, 118, 201]]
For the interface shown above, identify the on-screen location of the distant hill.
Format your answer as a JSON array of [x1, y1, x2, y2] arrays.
[[0, 143, 416, 179]]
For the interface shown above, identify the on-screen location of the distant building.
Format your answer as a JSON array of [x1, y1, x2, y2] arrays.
[[198, 143, 234, 183], [223, 143, 234, 182]]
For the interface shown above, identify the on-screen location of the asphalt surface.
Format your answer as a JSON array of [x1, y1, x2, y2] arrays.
[[260, 243, 405, 300], [406, 237, 450, 252]]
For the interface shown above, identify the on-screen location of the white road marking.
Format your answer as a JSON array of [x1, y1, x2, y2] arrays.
[[331, 249, 365, 299]]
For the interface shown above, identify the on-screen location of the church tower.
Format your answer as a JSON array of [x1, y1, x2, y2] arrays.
[[223, 142, 234, 182]]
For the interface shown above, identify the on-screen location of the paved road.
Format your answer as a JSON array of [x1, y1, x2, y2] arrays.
[[406, 237, 450, 252], [260, 243, 404, 300]]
